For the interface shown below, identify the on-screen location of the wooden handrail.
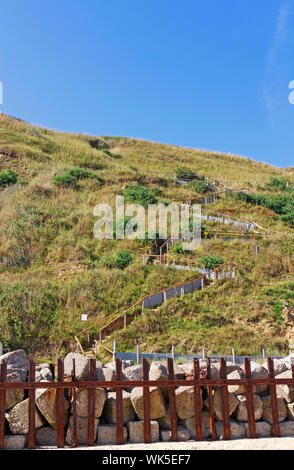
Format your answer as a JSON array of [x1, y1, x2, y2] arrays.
[[94, 340, 113, 355], [75, 335, 85, 355]]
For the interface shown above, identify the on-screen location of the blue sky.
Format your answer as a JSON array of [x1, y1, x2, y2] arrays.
[[0, 0, 293, 167]]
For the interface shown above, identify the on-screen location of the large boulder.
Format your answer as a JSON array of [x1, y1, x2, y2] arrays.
[[36, 363, 50, 371], [249, 363, 269, 395], [180, 361, 219, 379], [206, 389, 239, 421], [36, 427, 57, 446], [104, 362, 115, 370], [0, 349, 28, 382], [96, 367, 116, 391], [122, 365, 143, 392], [215, 420, 245, 440], [4, 376, 24, 411], [235, 394, 263, 422], [39, 367, 53, 382], [4, 435, 28, 450], [149, 363, 169, 398], [71, 388, 106, 418], [276, 370, 294, 403], [262, 395, 287, 423], [180, 410, 211, 439], [158, 406, 178, 430], [102, 390, 136, 424], [227, 369, 246, 395], [122, 364, 142, 380], [64, 353, 89, 381], [214, 361, 242, 376], [174, 365, 186, 380], [245, 421, 271, 438], [65, 416, 99, 445], [279, 421, 294, 437], [286, 402, 294, 420], [180, 362, 194, 376], [36, 388, 69, 428], [262, 359, 288, 376], [229, 363, 269, 396], [131, 386, 166, 420], [160, 425, 190, 442], [97, 424, 128, 444], [127, 420, 159, 443], [5, 399, 46, 434], [122, 360, 134, 369], [175, 386, 202, 420]]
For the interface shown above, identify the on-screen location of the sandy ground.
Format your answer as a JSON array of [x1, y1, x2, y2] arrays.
[[37, 437, 294, 450]]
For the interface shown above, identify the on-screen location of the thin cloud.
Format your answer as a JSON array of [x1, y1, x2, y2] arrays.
[[263, 3, 290, 120], [267, 4, 289, 69]]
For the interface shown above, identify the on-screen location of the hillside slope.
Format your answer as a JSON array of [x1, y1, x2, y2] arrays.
[[0, 113, 293, 360]]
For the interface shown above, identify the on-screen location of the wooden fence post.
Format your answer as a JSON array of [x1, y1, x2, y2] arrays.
[[171, 345, 175, 361], [137, 344, 140, 365]]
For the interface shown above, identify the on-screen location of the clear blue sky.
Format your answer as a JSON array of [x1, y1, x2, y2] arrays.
[[1, 0, 293, 167]]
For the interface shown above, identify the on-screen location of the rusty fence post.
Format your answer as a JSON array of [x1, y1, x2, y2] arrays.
[[193, 358, 202, 441], [267, 357, 280, 437], [167, 358, 178, 442], [72, 358, 77, 448], [244, 357, 256, 438], [142, 358, 151, 443], [87, 358, 96, 446], [0, 361, 7, 450], [28, 359, 36, 449], [56, 358, 65, 448], [115, 358, 124, 445], [206, 358, 216, 440], [220, 358, 231, 440]]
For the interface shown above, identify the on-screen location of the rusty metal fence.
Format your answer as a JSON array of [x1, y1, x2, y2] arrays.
[[0, 356, 292, 449]]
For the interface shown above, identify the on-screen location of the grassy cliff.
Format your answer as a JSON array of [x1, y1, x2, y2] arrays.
[[0, 113, 293, 360]]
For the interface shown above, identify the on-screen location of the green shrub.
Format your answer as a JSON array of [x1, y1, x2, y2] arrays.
[[52, 167, 104, 188], [114, 250, 133, 269], [75, 154, 106, 170], [0, 169, 18, 188], [124, 184, 158, 205], [265, 177, 292, 192], [228, 191, 294, 227], [171, 243, 184, 254], [100, 249, 133, 270], [102, 149, 122, 159], [273, 301, 284, 324], [52, 172, 78, 188], [200, 254, 224, 269], [189, 180, 209, 194]]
